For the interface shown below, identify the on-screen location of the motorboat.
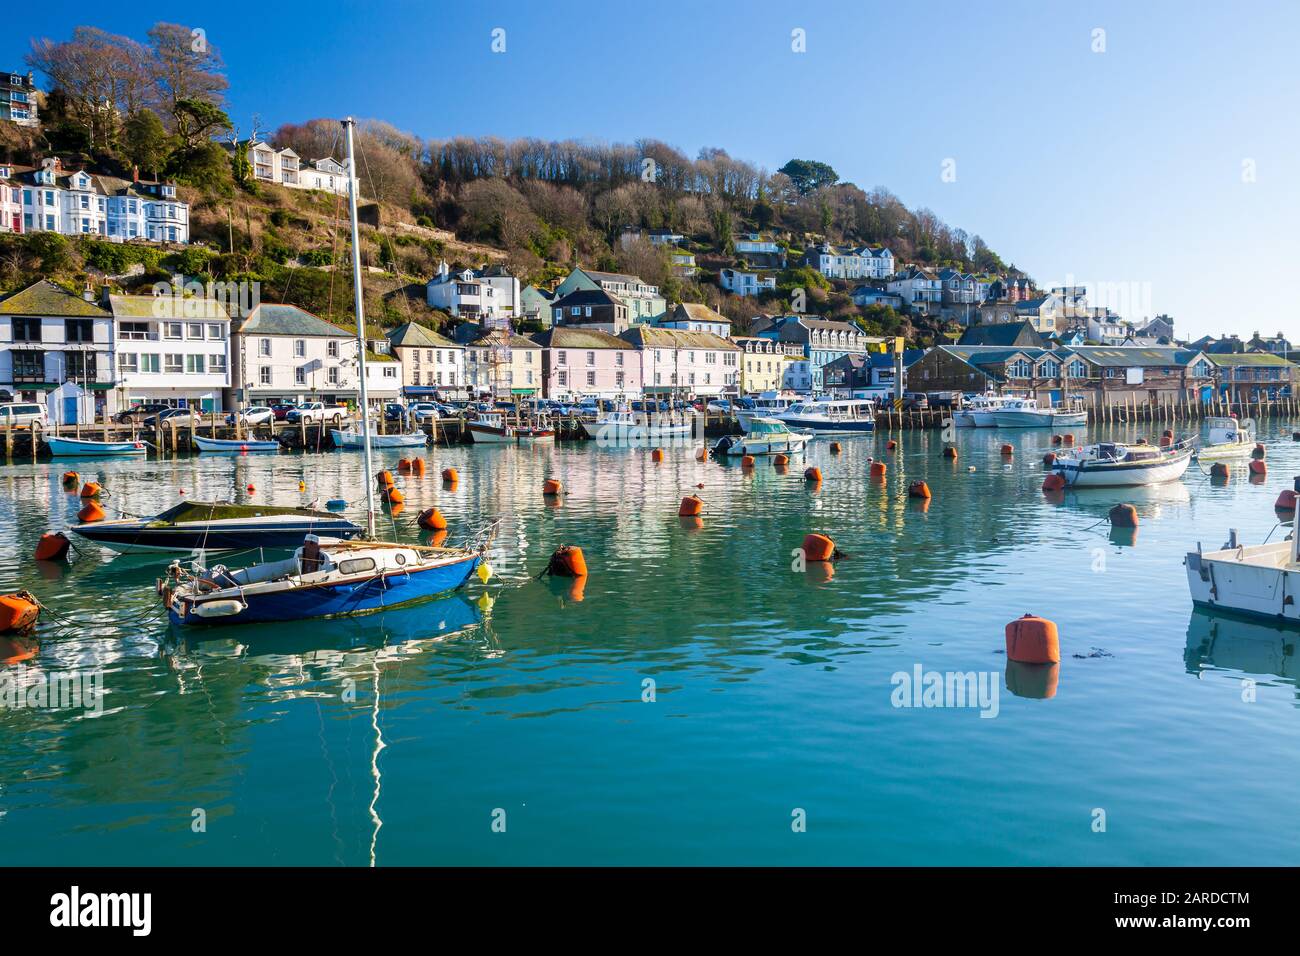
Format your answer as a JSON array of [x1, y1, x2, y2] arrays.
[[1185, 508, 1300, 626], [712, 417, 811, 456], [46, 436, 148, 457], [990, 397, 1088, 428], [1195, 416, 1256, 461], [954, 392, 1014, 428], [331, 427, 427, 449], [774, 398, 876, 434], [582, 405, 695, 444], [194, 435, 281, 453], [161, 535, 487, 626], [73, 500, 361, 552], [1049, 439, 1193, 487], [467, 410, 554, 444], [736, 392, 801, 433]]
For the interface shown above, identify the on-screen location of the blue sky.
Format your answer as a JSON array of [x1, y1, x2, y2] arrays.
[[10, 1, 1299, 339]]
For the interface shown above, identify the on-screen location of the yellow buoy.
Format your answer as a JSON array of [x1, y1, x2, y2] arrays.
[[476, 562, 493, 584]]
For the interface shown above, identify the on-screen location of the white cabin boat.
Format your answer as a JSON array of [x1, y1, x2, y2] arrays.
[[331, 427, 427, 449], [1049, 439, 1193, 487], [774, 398, 876, 434], [581, 406, 694, 444], [955, 392, 1015, 428], [712, 417, 811, 456], [1186, 508, 1300, 625], [736, 392, 801, 433], [990, 397, 1087, 428], [1195, 417, 1256, 461]]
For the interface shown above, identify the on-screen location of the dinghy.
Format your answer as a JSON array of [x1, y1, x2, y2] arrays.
[[1195, 417, 1256, 461], [331, 427, 427, 449], [194, 435, 281, 453], [1048, 439, 1193, 487], [47, 436, 148, 457]]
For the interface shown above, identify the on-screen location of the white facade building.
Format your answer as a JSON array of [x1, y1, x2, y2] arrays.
[[807, 243, 894, 280], [425, 261, 519, 321], [618, 326, 741, 396], [719, 268, 776, 297], [10, 159, 189, 243], [107, 293, 231, 412]]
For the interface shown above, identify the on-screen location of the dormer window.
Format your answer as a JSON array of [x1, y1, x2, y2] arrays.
[[162, 185, 176, 198]]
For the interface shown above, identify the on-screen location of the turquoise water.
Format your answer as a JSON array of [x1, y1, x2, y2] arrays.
[[1, 421, 1298, 866]]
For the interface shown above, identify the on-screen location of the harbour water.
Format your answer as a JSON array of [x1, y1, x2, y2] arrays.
[[1, 421, 1298, 866]]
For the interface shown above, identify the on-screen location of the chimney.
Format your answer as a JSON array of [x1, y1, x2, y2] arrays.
[[82, 281, 94, 302], [132, 165, 138, 183]]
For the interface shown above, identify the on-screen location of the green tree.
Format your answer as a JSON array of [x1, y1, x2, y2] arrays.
[[777, 158, 839, 196], [123, 110, 169, 178]]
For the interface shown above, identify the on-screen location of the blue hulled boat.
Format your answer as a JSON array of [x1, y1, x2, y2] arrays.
[[74, 501, 361, 552], [47, 436, 149, 457]]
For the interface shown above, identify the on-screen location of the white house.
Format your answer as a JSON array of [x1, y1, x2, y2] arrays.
[[887, 268, 943, 311], [297, 158, 350, 196], [719, 268, 776, 297], [850, 286, 904, 310], [107, 292, 231, 412], [385, 321, 466, 398], [13, 159, 189, 243], [0, 280, 119, 422], [230, 303, 398, 409], [657, 302, 731, 338], [807, 243, 894, 280], [425, 261, 519, 322]]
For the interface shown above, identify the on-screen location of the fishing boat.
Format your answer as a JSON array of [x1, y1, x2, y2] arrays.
[[736, 392, 800, 433], [46, 436, 148, 457], [161, 118, 490, 627], [774, 398, 876, 434], [954, 392, 1015, 428], [1049, 439, 1193, 487], [1185, 507, 1300, 626], [990, 397, 1088, 428], [74, 500, 362, 552], [1195, 417, 1256, 461], [712, 417, 811, 456], [193, 435, 281, 453], [466, 410, 555, 444], [331, 427, 428, 449], [582, 405, 694, 444]]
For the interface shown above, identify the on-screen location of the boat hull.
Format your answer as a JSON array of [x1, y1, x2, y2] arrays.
[[169, 554, 479, 626], [467, 424, 514, 444], [194, 435, 280, 452], [989, 410, 1055, 428], [1195, 441, 1255, 461], [74, 516, 362, 552], [714, 433, 810, 456], [47, 437, 148, 457], [331, 429, 427, 449], [1186, 544, 1300, 623], [1051, 451, 1191, 487], [774, 416, 874, 434]]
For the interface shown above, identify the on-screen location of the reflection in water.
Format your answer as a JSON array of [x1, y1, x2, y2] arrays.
[[1184, 609, 1298, 687], [1005, 660, 1059, 699]]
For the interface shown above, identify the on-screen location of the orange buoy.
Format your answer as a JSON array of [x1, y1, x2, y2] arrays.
[[77, 501, 106, 523], [678, 494, 704, 517], [79, 481, 101, 499], [413, 457, 427, 476], [1042, 473, 1067, 492], [1162, 429, 1174, 439], [1000, 443, 1013, 456], [1005, 660, 1060, 700], [1210, 462, 1230, 479], [543, 478, 563, 496], [942, 446, 958, 459], [869, 461, 886, 478], [0, 591, 39, 634], [1043, 452, 1056, 466], [801, 533, 835, 563], [907, 480, 931, 499], [829, 442, 842, 454], [61, 470, 79, 491], [418, 507, 447, 531], [741, 455, 755, 469], [695, 447, 707, 461], [442, 467, 458, 484], [397, 458, 412, 474], [1249, 459, 1267, 476], [547, 545, 588, 578], [651, 448, 665, 462], [1051, 434, 1063, 446], [384, 487, 404, 505], [1252, 443, 1266, 460], [429, 528, 449, 548], [1275, 489, 1298, 512], [886, 440, 897, 452], [376, 470, 394, 489], [1063, 434, 1075, 446], [804, 466, 822, 482], [567, 576, 587, 602], [773, 454, 790, 467], [34, 532, 71, 562], [1005, 613, 1061, 664], [1108, 503, 1139, 528]]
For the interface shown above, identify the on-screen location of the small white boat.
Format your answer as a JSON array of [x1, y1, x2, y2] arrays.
[[712, 417, 811, 456], [990, 397, 1087, 428], [47, 436, 148, 457], [331, 427, 427, 449], [1195, 417, 1257, 461], [1186, 508, 1300, 625], [194, 435, 280, 453], [1050, 439, 1193, 487], [955, 392, 1014, 428], [774, 398, 876, 434], [736, 392, 801, 433], [583, 406, 694, 444]]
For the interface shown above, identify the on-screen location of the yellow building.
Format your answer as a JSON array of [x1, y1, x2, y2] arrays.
[[733, 336, 785, 394]]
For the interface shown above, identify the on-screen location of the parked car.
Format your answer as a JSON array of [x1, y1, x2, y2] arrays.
[[144, 407, 201, 428], [384, 403, 407, 422], [925, 391, 963, 410], [407, 402, 440, 423], [286, 402, 348, 425], [0, 401, 48, 430], [707, 399, 732, 413], [902, 392, 930, 411], [113, 403, 170, 424], [270, 404, 298, 421], [226, 406, 274, 426]]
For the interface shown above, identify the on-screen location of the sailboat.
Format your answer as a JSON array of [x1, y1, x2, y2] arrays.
[[161, 118, 493, 628]]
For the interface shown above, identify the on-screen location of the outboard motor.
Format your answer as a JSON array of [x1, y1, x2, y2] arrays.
[[713, 436, 734, 457]]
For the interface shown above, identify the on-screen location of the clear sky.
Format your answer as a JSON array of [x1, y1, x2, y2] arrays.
[[9, 0, 1299, 339]]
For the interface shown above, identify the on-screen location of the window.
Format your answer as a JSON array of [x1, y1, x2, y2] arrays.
[[586, 351, 595, 365], [140, 354, 160, 373], [164, 322, 183, 340], [12, 317, 41, 342], [11, 350, 43, 381], [294, 339, 306, 357], [209, 354, 227, 372], [616, 352, 624, 366], [327, 340, 339, 358], [259, 366, 272, 385], [326, 367, 339, 385], [186, 355, 205, 374], [186, 323, 204, 340], [118, 353, 139, 373], [1008, 359, 1031, 378], [207, 323, 223, 340], [64, 319, 94, 343], [586, 371, 596, 386], [558, 351, 567, 366], [164, 354, 184, 373], [295, 367, 307, 385], [558, 371, 567, 386], [259, 338, 272, 357]]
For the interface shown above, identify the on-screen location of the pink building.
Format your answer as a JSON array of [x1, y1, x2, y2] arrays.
[[531, 326, 642, 400], [0, 166, 22, 233], [618, 326, 741, 398]]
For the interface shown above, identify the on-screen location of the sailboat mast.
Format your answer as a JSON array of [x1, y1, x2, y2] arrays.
[[343, 117, 377, 538]]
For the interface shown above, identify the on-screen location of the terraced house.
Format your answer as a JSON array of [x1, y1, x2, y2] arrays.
[[1208, 352, 1298, 402], [7, 158, 188, 242], [732, 336, 785, 394], [758, 316, 876, 392], [0, 70, 37, 126], [384, 321, 465, 399], [806, 242, 894, 280], [618, 326, 740, 397], [531, 327, 641, 400], [553, 268, 667, 325], [106, 292, 231, 412]]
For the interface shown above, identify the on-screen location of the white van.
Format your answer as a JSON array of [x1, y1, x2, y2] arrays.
[[0, 402, 48, 429]]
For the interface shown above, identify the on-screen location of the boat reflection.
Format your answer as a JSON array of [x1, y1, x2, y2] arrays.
[[1184, 608, 1298, 683]]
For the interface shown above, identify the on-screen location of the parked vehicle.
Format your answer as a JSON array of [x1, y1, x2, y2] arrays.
[[113, 403, 169, 424], [144, 407, 201, 428], [0, 402, 49, 430], [902, 392, 929, 411], [407, 402, 441, 423], [925, 391, 963, 410], [226, 406, 274, 426], [270, 404, 297, 421], [286, 402, 348, 425]]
